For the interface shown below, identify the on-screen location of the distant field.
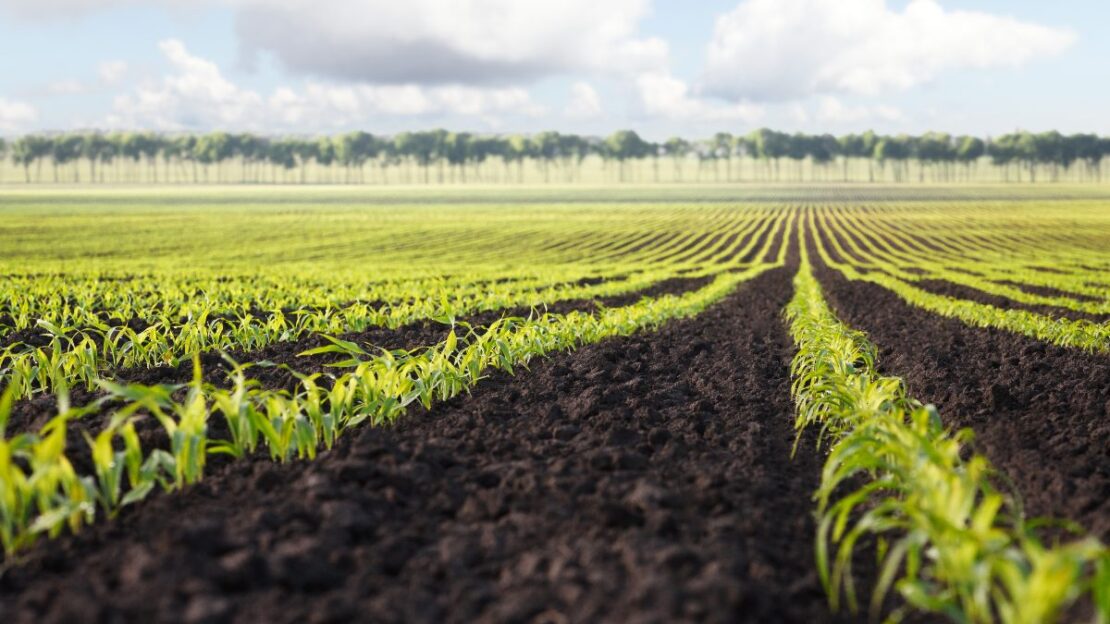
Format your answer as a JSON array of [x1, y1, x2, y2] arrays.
[[0, 185, 1106, 623]]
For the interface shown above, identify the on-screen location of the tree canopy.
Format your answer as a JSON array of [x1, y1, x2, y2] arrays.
[[4, 128, 1109, 184]]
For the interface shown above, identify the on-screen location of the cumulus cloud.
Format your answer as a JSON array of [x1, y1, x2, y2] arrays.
[[232, 0, 666, 86], [2, 0, 1080, 132], [107, 39, 264, 129], [700, 0, 1076, 101], [106, 39, 545, 130], [636, 71, 763, 123], [0, 97, 38, 131], [564, 82, 602, 119], [3, 0, 668, 86]]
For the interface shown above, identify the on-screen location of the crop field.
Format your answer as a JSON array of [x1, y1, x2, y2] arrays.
[[0, 185, 1107, 623]]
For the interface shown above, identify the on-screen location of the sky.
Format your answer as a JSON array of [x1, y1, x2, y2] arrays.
[[0, 0, 1105, 139]]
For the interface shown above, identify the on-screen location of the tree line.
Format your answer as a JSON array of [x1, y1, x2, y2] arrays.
[[1, 128, 1108, 184]]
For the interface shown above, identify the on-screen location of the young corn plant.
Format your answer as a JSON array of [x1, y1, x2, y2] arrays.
[[0, 266, 756, 557], [82, 407, 159, 516], [206, 357, 268, 459], [99, 355, 209, 489], [0, 385, 100, 556], [786, 258, 1109, 624]]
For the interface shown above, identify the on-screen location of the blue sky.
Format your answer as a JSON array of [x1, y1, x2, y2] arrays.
[[0, 0, 1105, 139]]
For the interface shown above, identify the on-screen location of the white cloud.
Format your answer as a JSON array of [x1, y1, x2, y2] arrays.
[[636, 71, 763, 123], [107, 39, 264, 130], [0, 97, 38, 131], [98, 60, 128, 85], [701, 0, 1076, 101], [232, 0, 666, 85], [3, 0, 669, 86], [564, 82, 602, 119], [107, 39, 545, 130]]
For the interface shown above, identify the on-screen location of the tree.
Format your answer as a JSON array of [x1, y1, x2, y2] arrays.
[[444, 132, 472, 182], [173, 135, 199, 182], [137, 132, 162, 182], [916, 132, 953, 182], [51, 135, 83, 182], [394, 131, 442, 184], [784, 134, 810, 181], [663, 137, 690, 182], [291, 138, 318, 184], [837, 134, 867, 182], [336, 131, 378, 183], [3, 127, 1110, 186], [117, 132, 146, 181], [1032, 131, 1065, 181], [11, 135, 50, 182], [1070, 133, 1102, 182], [955, 136, 985, 181], [712, 132, 733, 181], [605, 130, 650, 182], [194, 132, 234, 182], [468, 136, 502, 183], [315, 136, 337, 181], [748, 128, 789, 181], [81, 133, 113, 182], [874, 136, 911, 182], [557, 134, 590, 182], [1015, 132, 1040, 182], [504, 135, 532, 183], [530, 131, 562, 183], [267, 139, 298, 182], [809, 134, 839, 181], [847, 131, 880, 182], [237, 133, 268, 183]]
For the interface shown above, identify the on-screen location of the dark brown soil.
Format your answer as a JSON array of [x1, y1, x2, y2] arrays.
[[611, 231, 675, 258], [652, 231, 713, 263], [814, 248, 1110, 541], [4, 276, 714, 439], [709, 229, 746, 265], [0, 265, 861, 624], [995, 279, 1103, 304], [908, 279, 1110, 324], [738, 217, 780, 263], [670, 231, 725, 264]]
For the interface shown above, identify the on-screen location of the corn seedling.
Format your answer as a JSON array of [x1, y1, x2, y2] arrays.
[[786, 247, 1108, 623]]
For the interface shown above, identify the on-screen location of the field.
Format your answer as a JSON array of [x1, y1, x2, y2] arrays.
[[0, 185, 1107, 623]]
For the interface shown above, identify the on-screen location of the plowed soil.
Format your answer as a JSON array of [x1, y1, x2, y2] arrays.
[[814, 247, 1110, 540], [909, 278, 1110, 324], [4, 275, 713, 437], [0, 265, 864, 623]]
